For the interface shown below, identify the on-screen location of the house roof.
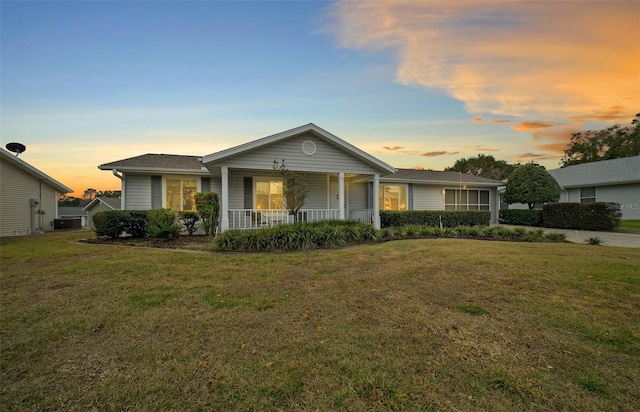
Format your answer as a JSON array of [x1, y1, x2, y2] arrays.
[[98, 153, 209, 174], [58, 207, 86, 216], [202, 123, 396, 174], [382, 168, 503, 186], [0, 147, 72, 193], [82, 197, 122, 212], [549, 155, 640, 188]]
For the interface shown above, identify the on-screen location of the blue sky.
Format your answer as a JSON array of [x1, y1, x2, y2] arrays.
[[2, 1, 638, 195]]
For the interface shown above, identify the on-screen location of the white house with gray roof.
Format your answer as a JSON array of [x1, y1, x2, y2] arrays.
[[549, 155, 640, 219], [99, 124, 502, 232], [1, 147, 72, 237]]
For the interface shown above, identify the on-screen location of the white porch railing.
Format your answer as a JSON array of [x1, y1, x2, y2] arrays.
[[227, 209, 342, 230], [349, 209, 374, 225]]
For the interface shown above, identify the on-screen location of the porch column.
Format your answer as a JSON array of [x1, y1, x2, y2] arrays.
[[221, 166, 229, 232], [373, 174, 380, 229], [338, 172, 345, 220]]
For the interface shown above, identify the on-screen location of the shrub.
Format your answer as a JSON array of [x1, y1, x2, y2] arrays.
[[212, 220, 377, 252], [147, 209, 181, 240], [195, 192, 220, 235], [542, 202, 622, 230], [499, 209, 543, 227], [93, 210, 127, 239], [179, 211, 200, 235], [587, 237, 602, 246], [380, 210, 490, 228], [124, 210, 149, 238]]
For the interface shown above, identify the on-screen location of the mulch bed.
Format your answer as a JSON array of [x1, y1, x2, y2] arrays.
[[79, 235, 213, 249]]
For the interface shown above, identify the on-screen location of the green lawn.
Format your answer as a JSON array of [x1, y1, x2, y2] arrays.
[[617, 220, 640, 234], [1, 231, 639, 411]]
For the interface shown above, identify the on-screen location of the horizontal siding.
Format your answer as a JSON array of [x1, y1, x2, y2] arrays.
[[596, 184, 640, 220], [348, 181, 368, 210], [221, 134, 382, 174], [227, 171, 329, 209], [125, 174, 151, 210], [1, 159, 59, 236], [413, 185, 445, 210], [303, 174, 329, 209]]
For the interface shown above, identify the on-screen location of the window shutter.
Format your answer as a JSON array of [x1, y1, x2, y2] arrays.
[[151, 176, 162, 209], [368, 181, 373, 209], [408, 184, 414, 210], [201, 177, 211, 192], [243, 177, 253, 209]]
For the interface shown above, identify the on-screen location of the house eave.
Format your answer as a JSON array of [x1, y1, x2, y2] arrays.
[[1, 148, 72, 193], [380, 177, 502, 187], [98, 166, 210, 175]]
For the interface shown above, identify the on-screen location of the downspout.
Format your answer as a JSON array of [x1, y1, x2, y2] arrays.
[[112, 169, 124, 210]]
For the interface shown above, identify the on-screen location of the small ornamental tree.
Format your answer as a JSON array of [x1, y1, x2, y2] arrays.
[[195, 192, 220, 235], [504, 163, 560, 209], [273, 159, 309, 222]]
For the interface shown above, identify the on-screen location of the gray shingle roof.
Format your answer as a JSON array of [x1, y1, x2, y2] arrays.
[[99, 154, 204, 171], [383, 168, 503, 185], [549, 155, 640, 187]]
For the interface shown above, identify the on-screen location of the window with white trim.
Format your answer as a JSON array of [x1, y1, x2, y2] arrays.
[[379, 184, 408, 210], [580, 187, 596, 203], [255, 179, 283, 210], [445, 189, 490, 210], [166, 178, 198, 211]]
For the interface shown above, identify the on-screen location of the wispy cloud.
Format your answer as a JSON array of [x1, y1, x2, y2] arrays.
[[473, 146, 499, 152], [512, 152, 559, 162], [472, 118, 483, 123], [421, 151, 460, 158], [329, 1, 640, 150], [490, 119, 511, 124], [383, 146, 404, 151], [512, 121, 555, 132]]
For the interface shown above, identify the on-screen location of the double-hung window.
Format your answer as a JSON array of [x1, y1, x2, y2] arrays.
[[255, 179, 283, 210], [166, 178, 198, 211], [580, 187, 596, 203], [379, 185, 408, 211], [445, 189, 490, 210]]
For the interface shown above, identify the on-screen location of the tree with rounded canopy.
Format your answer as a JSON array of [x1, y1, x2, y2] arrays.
[[445, 154, 518, 181], [504, 164, 560, 209]]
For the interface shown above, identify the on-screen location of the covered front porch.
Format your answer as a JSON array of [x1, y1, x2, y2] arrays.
[[217, 167, 381, 232], [225, 208, 376, 230]]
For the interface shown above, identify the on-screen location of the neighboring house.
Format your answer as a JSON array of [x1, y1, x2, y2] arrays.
[[83, 197, 122, 228], [98, 123, 502, 232], [549, 156, 640, 220], [0, 147, 72, 237], [58, 207, 88, 227]]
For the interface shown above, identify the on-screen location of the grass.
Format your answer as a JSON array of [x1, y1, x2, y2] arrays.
[[1, 231, 640, 411], [616, 220, 640, 234]]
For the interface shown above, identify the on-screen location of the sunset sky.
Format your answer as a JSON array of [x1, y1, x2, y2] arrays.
[[2, 1, 638, 197]]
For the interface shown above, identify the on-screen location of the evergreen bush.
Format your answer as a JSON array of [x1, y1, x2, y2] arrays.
[[147, 209, 181, 240], [380, 210, 490, 228], [499, 209, 543, 227], [542, 202, 622, 230]]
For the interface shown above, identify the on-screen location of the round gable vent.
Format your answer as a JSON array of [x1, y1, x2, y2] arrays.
[[302, 140, 317, 156]]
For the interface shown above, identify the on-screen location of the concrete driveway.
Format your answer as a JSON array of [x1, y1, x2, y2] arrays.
[[496, 224, 640, 248]]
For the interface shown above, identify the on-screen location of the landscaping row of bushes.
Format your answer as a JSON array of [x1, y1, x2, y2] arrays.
[[380, 210, 490, 228], [499, 202, 622, 230], [213, 220, 379, 252], [93, 209, 197, 240], [212, 220, 566, 252]]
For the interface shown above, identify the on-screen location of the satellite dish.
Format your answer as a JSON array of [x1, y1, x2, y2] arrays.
[[6, 142, 26, 156]]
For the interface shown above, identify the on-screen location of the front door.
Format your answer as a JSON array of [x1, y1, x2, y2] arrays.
[[329, 177, 339, 210]]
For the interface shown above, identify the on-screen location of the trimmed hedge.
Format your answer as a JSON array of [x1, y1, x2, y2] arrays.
[[542, 202, 622, 230], [380, 210, 490, 228], [499, 209, 543, 227], [93, 210, 128, 239], [147, 209, 181, 240]]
